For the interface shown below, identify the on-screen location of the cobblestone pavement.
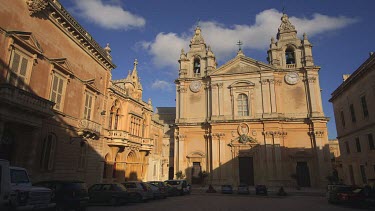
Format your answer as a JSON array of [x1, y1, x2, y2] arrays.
[[88, 194, 363, 211]]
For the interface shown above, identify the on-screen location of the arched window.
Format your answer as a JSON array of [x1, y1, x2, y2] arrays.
[[193, 58, 200, 76], [40, 133, 57, 171], [285, 47, 295, 64], [114, 108, 120, 130], [109, 111, 113, 129], [237, 94, 249, 116]]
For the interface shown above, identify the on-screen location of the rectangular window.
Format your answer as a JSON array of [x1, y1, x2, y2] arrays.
[[345, 141, 350, 154], [9, 51, 30, 89], [361, 96, 369, 118], [360, 165, 367, 184], [369, 134, 375, 150], [355, 138, 361, 152], [350, 104, 356, 123], [50, 72, 66, 111], [340, 110, 346, 128], [84, 92, 94, 120]]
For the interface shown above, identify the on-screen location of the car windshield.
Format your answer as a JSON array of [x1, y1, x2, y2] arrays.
[[63, 182, 87, 190], [124, 183, 137, 188], [10, 169, 29, 184], [336, 187, 355, 192], [115, 184, 127, 191], [166, 181, 181, 185]]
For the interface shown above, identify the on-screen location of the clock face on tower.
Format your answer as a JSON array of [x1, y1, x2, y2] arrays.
[[189, 80, 202, 92], [284, 72, 299, 85]]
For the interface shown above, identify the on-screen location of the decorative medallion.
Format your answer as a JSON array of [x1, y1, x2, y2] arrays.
[[236, 123, 256, 144], [284, 72, 299, 85], [237, 123, 249, 136], [26, 0, 49, 15], [189, 80, 202, 93]]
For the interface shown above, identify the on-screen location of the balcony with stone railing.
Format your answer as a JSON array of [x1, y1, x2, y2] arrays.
[[0, 84, 55, 117], [141, 138, 154, 151], [286, 64, 296, 69], [78, 119, 102, 139]]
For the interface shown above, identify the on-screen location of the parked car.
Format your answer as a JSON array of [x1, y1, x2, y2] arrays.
[[33, 180, 89, 211], [147, 181, 168, 198], [147, 183, 162, 199], [165, 184, 179, 196], [122, 181, 153, 202], [165, 180, 190, 195], [89, 183, 130, 206], [327, 185, 354, 204], [0, 159, 55, 210], [255, 185, 268, 195], [221, 185, 233, 194], [237, 184, 250, 194]]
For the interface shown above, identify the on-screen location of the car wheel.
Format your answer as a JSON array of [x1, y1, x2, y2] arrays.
[[134, 194, 143, 203], [110, 198, 119, 206]]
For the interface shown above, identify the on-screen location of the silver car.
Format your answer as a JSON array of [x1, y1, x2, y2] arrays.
[[122, 181, 153, 202]]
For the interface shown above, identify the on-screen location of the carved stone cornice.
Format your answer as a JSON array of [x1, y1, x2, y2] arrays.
[[177, 134, 187, 141], [260, 79, 269, 85], [177, 87, 187, 93], [26, 0, 116, 70], [262, 131, 287, 138], [212, 132, 225, 140], [27, 0, 49, 15], [308, 130, 324, 138], [305, 76, 316, 83]]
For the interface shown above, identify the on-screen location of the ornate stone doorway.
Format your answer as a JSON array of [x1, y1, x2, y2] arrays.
[[238, 157, 254, 185], [296, 162, 311, 187], [125, 151, 141, 181], [191, 162, 201, 184]]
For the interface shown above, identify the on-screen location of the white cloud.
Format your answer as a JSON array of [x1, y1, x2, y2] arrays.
[[142, 9, 358, 69], [151, 80, 174, 91], [72, 0, 145, 30], [140, 33, 188, 68]]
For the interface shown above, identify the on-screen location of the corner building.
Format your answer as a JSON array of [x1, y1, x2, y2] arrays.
[[174, 14, 331, 187]]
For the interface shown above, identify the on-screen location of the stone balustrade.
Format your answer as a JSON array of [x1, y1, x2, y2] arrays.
[[79, 119, 101, 134], [0, 84, 54, 116]]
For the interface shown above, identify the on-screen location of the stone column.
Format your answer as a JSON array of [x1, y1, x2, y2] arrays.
[[310, 130, 327, 187], [212, 133, 225, 183], [263, 131, 274, 182], [176, 85, 180, 119], [273, 131, 287, 182], [306, 75, 318, 116], [261, 79, 271, 114], [218, 83, 223, 116], [177, 134, 186, 176], [269, 79, 277, 113]]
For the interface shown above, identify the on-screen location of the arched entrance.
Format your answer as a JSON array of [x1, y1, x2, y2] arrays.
[[125, 151, 141, 181]]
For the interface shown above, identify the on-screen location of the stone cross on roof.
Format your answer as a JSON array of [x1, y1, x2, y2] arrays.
[[133, 59, 138, 70]]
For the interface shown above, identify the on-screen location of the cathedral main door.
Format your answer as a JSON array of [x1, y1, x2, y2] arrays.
[[296, 162, 311, 187], [238, 157, 254, 185]]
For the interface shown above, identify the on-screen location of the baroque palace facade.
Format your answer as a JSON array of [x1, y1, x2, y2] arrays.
[[0, 0, 167, 185], [173, 14, 331, 187]]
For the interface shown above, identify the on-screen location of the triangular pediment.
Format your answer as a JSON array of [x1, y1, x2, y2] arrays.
[[8, 31, 43, 54], [210, 55, 275, 76], [50, 58, 74, 76]]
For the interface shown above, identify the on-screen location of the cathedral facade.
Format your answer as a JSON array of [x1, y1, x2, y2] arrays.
[[174, 14, 331, 187]]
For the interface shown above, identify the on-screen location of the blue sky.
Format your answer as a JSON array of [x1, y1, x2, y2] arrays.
[[60, 0, 375, 139]]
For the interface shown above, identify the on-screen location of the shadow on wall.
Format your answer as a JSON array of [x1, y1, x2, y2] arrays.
[[179, 143, 333, 188], [0, 57, 116, 187]]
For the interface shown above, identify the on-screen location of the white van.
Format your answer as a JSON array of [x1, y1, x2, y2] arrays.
[[0, 159, 55, 210], [0, 159, 11, 210]]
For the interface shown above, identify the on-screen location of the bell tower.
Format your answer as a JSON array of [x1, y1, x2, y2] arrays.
[[267, 13, 315, 69], [179, 26, 216, 78], [176, 26, 216, 122]]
